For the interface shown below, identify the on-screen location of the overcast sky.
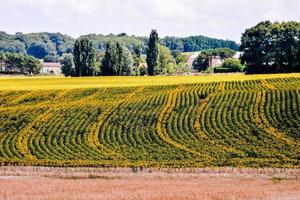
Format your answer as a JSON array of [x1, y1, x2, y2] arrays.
[[0, 0, 299, 42]]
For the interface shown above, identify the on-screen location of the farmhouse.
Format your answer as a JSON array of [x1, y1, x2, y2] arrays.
[[188, 51, 241, 70], [40, 62, 62, 75]]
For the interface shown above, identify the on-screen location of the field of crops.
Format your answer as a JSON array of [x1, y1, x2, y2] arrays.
[[0, 74, 299, 168]]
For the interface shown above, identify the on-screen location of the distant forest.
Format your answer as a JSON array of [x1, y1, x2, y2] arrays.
[[0, 31, 239, 60]]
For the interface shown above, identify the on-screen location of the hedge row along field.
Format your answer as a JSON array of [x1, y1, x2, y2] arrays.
[[0, 76, 299, 168]]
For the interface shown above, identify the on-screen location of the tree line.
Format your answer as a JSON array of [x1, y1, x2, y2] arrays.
[[0, 31, 238, 61], [61, 30, 187, 76], [240, 21, 300, 73]]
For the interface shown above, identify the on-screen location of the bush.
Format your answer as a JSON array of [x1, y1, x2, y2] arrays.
[[215, 59, 244, 73]]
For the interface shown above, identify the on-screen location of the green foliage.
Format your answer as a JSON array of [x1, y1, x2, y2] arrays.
[[193, 48, 236, 72], [44, 55, 59, 62], [162, 36, 239, 52], [200, 48, 236, 59], [27, 42, 51, 59], [102, 42, 134, 76], [240, 21, 300, 73], [158, 45, 175, 74], [0, 31, 239, 61], [146, 30, 160, 76], [0, 51, 6, 71], [73, 37, 96, 76], [215, 59, 244, 73], [2, 52, 41, 74], [175, 53, 188, 64], [192, 53, 208, 71], [60, 54, 75, 77]]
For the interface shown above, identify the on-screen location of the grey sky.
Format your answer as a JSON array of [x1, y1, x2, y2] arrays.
[[0, 0, 299, 42]]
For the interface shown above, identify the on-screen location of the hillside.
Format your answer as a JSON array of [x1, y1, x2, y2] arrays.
[[0, 74, 299, 168], [0, 31, 239, 59]]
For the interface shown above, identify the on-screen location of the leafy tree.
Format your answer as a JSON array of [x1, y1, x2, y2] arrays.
[[240, 21, 273, 67], [122, 47, 134, 75], [0, 51, 6, 71], [116, 42, 124, 75], [27, 42, 50, 59], [146, 30, 160, 75], [158, 45, 175, 74], [102, 42, 133, 76], [240, 21, 300, 73], [214, 59, 244, 73], [44, 55, 59, 62], [176, 53, 188, 64], [102, 42, 117, 75], [192, 53, 208, 71], [177, 62, 190, 73], [193, 48, 236, 71], [24, 55, 42, 74], [73, 37, 96, 76], [162, 36, 239, 52], [4, 52, 41, 74], [60, 54, 75, 76]]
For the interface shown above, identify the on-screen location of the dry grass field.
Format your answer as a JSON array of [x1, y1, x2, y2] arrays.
[[0, 167, 299, 200]]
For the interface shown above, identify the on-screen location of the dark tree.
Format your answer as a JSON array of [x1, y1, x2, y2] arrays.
[[146, 30, 160, 75], [102, 42, 133, 76], [102, 42, 117, 76], [27, 42, 50, 59], [73, 37, 96, 76], [240, 21, 300, 73], [60, 54, 75, 77]]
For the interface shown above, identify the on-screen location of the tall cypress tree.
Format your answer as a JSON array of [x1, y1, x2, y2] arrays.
[[73, 37, 96, 76], [116, 42, 124, 76], [146, 30, 160, 76]]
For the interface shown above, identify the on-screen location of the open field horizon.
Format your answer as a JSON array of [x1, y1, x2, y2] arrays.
[[0, 73, 300, 90]]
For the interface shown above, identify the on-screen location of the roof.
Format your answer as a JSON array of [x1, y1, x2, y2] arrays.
[[42, 62, 61, 68]]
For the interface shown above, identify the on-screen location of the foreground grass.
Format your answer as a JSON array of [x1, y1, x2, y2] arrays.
[[0, 166, 299, 200], [0, 73, 300, 90]]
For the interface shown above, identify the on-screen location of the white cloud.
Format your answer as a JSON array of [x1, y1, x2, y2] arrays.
[[0, 0, 299, 42]]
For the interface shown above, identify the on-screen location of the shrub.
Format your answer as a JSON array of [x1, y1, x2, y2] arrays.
[[215, 59, 244, 73]]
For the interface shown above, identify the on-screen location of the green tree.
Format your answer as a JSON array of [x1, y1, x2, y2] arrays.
[[240, 21, 300, 73], [4, 52, 41, 74], [193, 53, 208, 71], [158, 45, 175, 74], [116, 42, 124, 75], [102, 42, 133, 76], [73, 37, 96, 76], [0, 51, 6, 71], [24, 55, 42, 74], [215, 59, 244, 73], [122, 47, 134, 75], [193, 48, 236, 72], [146, 30, 160, 75], [102, 42, 117, 75], [60, 54, 75, 76], [176, 53, 188, 64]]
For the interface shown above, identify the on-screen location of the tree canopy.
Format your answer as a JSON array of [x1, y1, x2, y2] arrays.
[[193, 48, 236, 71], [1, 52, 41, 74], [146, 30, 160, 76], [240, 21, 300, 73], [0, 31, 239, 60], [101, 42, 134, 76], [73, 37, 96, 76]]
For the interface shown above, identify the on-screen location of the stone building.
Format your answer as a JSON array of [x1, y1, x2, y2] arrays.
[[40, 62, 62, 75]]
